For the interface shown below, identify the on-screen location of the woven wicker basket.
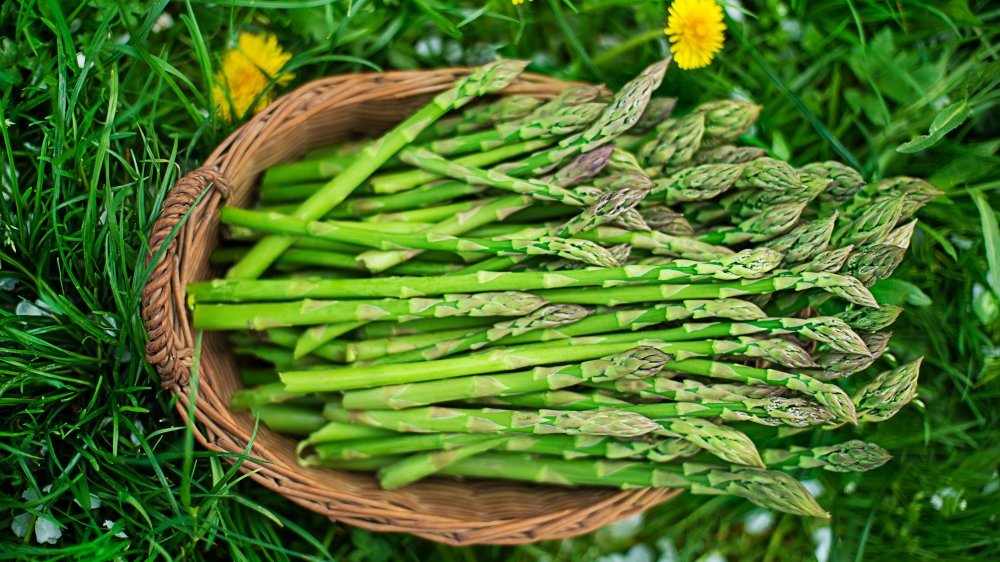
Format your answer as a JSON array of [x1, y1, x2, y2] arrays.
[[140, 68, 681, 546]]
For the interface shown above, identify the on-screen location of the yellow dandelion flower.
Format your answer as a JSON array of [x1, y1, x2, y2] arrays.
[[213, 33, 295, 122], [664, 0, 726, 70], [511, 0, 531, 5]]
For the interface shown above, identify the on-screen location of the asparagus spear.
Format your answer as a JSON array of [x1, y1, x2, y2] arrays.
[[367, 304, 589, 365], [692, 145, 767, 166], [503, 315, 867, 357], [836, 305, 904, 332], [325, 404, 663, 438], [220, 207, 617, 268], [809, 331, 893, 380], [188, 251, 788, 303], [834, 197, 903, 246], [422, 102, 607, 157], [499, 390, 835, 428], [852, 358, 923, 423], [306, 432, 664, 463], [799, 161, 865, 204], [226, 59, 529, 280], [648, 163, 744, 204], [252, 404, 327, 435], [495, 58, 670, 177], [400, 147, 590, 206], [358, 316, 497, 338], [664, 359, 858, 423], [379, 437, 509, 489], [193, 291, 547, 330], [638, 112, 706, 172], [293, 322, 363, 359], [368, 139, 555, 194], [591, 375, 786, 403], [530, 270, 878, 309], [842, 244, 906, 287], [631, 97, 678, 133], [427, 94, 543, 137], [341, 347, 671, 410], [763, 214, 838, 265], [763, 440, 892, 472], [419, 454, 830, 518], [695, 100, 762, 146]]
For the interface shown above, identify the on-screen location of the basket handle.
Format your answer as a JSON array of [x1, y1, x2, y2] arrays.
[[142, 165, 231, 388]]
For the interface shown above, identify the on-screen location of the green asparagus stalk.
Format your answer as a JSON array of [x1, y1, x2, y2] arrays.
[[494, 58, 670, 177], [692, 145, 767, 166], [400, 147, 589, 206], [319, 453, 829, 518], [665, 358, 858, 424], [790, 245, 855, 274], [508, 389, 835, 428], [591, 375, 786, 403], [736, 157, 805, 192], [252, 404, 327, 435], [631, 97, 678, 133], [280, 337, 811, 393], [544, 144, 616, 187], [367, 304, 589, 365], [357, 315, 505, 338], [834, 197, 903, 246], [193, 291, 547, 330], [368, 139, 554, 194], [696, 201, 807, 245], [422, 102, 606, 158], [695, 100, 762, 146], [226, 59, 529, 280], [502, 314, 868, 357], [836, 305, 904, 333], [530, 270, 878, 309], [293, 322, 364, 359], [379, 437, 509, 489], [799, 161, 865, 204], [188, 251, 790, 303], [763, 440, 892, 472], [638, 112, 706, 171], [343, 327, 497, 362], [325, 404, 663, 438], [649, 163, 745, 204], [852, 358, 922, 423], [298, 420, 396, 453], [220, 207, 617, 269], [341, 347, 671, 410], [641, 204, 694, 235], [308, 432, 664, 463], [497, 299, 758, 343], [763, 214, 838, 265], [809, 331, 892, 380], [427, 94, 543, 137], [210, 246, 463, 276], [842, 244, 906, 287]]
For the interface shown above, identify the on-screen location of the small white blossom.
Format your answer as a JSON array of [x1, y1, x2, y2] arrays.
[[655, 538, 679, 562], [104, 520, 129, 539], [743, 508, 774, 535], [76, 52, 86, 69], [801, 479, 825, 498], [16, 299, 52, 317], [152, 13, 174, 34], [723, 0, 746, 23], [812, 526, 832, 562]]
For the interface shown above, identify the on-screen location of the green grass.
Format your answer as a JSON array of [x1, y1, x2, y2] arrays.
[[1, 0, 998, 560]]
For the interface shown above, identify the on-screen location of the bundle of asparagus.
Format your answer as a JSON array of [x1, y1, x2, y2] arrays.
[[190, 58, 933, 519]]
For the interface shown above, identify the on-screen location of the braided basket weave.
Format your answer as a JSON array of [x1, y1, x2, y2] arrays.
[[140, 69, 681, 546]]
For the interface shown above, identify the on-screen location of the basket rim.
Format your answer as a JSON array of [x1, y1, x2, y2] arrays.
[[140, 67, 680, 546]]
